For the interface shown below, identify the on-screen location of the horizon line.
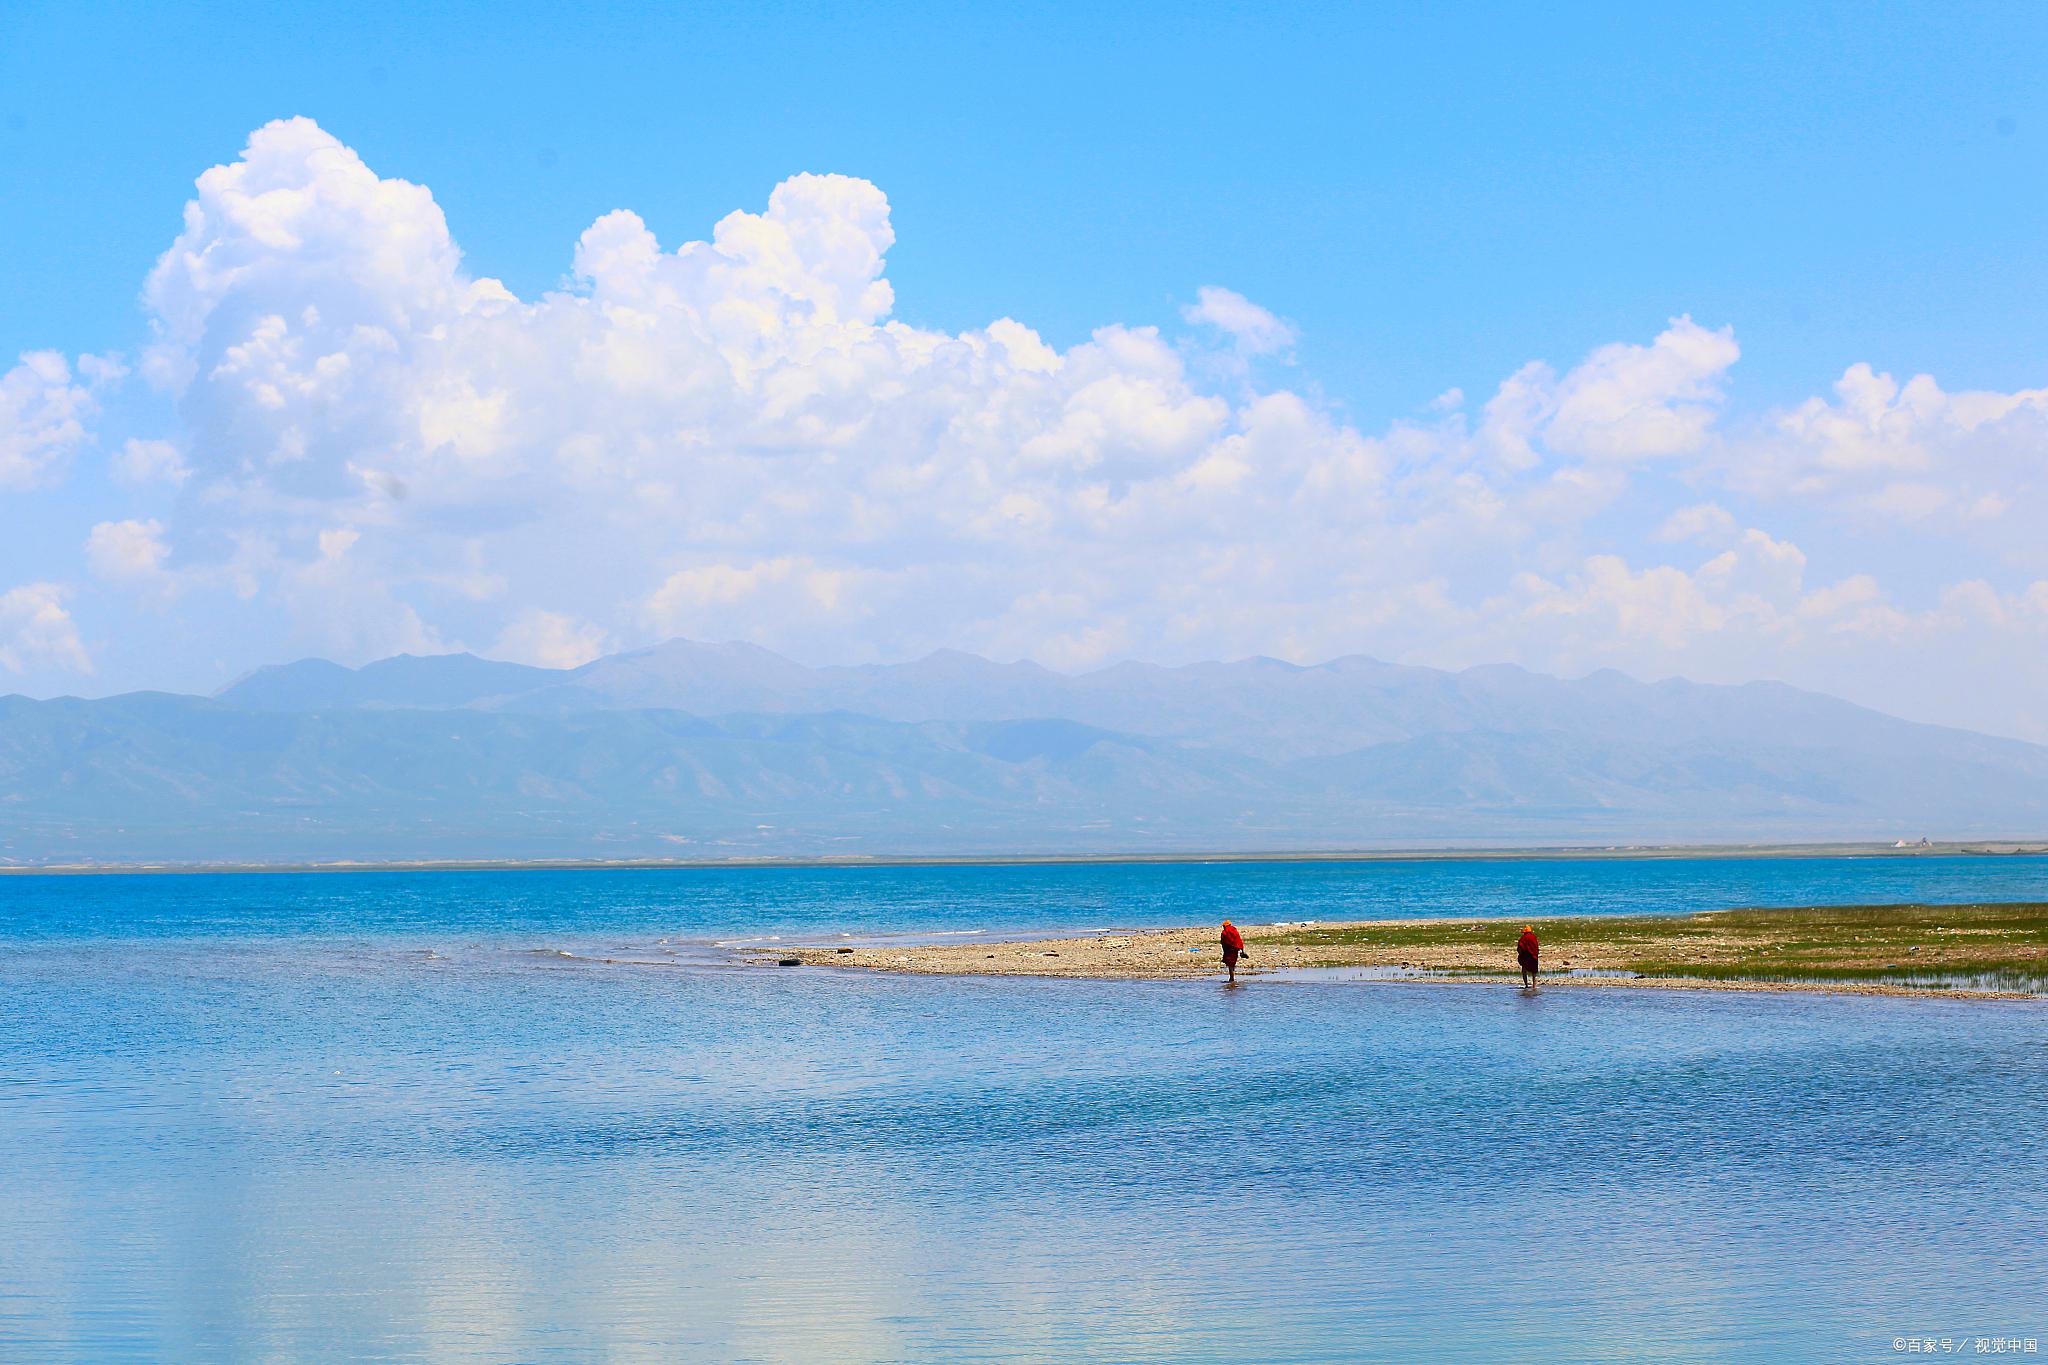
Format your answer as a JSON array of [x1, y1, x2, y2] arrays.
[[4, 839, 2044, 877]]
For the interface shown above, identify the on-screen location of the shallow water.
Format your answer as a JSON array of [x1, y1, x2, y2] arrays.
[[3, 858, 2046, 1361]]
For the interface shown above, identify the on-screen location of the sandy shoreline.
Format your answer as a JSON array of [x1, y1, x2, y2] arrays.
[[776, 906, 2048, 1000]]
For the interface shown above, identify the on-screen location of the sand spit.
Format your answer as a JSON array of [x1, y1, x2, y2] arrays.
[[773, 904, 2048, 1000]]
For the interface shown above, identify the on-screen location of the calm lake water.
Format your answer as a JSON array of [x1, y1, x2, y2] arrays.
[[3, 856, 2045, 1362]]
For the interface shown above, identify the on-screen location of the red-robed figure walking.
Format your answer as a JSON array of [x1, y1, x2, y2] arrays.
[[1220, 919, 1249, 983], [1516, 924, 1539, 988]]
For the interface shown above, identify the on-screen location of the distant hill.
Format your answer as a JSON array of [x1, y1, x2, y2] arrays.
[[0, 641, 2039, 862]]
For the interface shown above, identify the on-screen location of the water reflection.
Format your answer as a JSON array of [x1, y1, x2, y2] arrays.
[[3, 939, 2045, 1361]]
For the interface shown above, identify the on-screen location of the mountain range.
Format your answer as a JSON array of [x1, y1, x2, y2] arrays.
[[2, 639, 2043, 863]]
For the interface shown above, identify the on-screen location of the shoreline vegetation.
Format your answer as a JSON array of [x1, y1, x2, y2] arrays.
[[4, 839, 2047, 876], [781, 902, 2048, 999]]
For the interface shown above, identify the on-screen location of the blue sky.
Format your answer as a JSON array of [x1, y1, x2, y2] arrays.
[[10, 2, 2046, 409], [4, 1, 2048, 737]]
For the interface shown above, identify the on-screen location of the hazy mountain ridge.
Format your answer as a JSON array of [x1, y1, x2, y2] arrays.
[[0, 641, 2038, 862], [218, 640, 2014, 763]]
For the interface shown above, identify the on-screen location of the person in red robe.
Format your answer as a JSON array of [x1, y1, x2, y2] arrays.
[[1220, 920, 1249, 983], [1516, 925, 1540, 988]]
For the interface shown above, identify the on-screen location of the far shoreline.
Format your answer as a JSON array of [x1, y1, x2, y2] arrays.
[[4, 839, 2047, 877]]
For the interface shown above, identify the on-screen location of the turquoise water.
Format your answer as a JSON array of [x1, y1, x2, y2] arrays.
[[3, 857, 2046, 1361], [10, 852, 2048, 944]]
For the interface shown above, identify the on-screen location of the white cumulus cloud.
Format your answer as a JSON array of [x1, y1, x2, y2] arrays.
[[491, 609, 610, 669], [1537, 316, 1740, 462], [86, 519, 170, 581], [0, 584, 92, 675], [1656, 502, 1738, 544], [1182, 285, 1296, 356], [1732, 364, 2048, 539], [1, 352, 121, 489], [111, 438, 190, 486]]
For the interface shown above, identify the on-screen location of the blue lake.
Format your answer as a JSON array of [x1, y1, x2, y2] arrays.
[[3, 856, 2045, 1361]]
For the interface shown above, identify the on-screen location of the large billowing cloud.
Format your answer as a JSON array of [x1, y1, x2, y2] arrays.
[[7, 117, 2048, 738]]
